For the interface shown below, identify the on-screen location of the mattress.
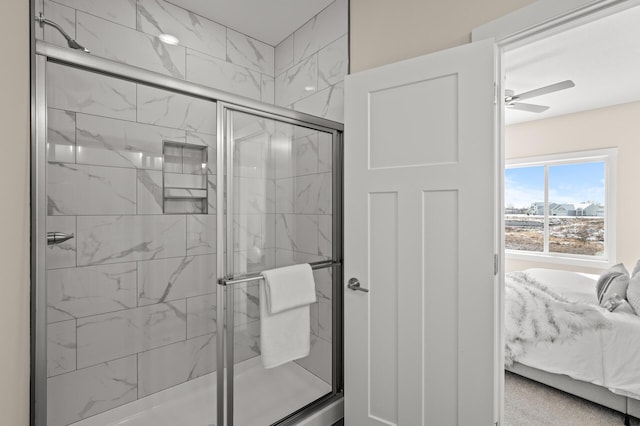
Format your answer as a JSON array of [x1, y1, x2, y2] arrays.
[[516, 268, 640, 399]]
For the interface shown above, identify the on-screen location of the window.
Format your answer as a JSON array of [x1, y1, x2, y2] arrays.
[[505, 149, 616, 265]]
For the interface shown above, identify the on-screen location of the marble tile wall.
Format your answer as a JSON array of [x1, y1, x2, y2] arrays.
[[39, 1, 345, 422], [271, 5, 344, 377], [232, 112, 278, 279], [231, 115, 334, 269], [45, 63, 221, 426], [36, 0, 275, 104], [228, 114, 277, 376], [274, 126, 333, 268], [270, 122, 334, 384], [37, 0, 347, 122], [287, 136, 334, 384], [295, 267, 334, 384], [231, 114, 335, 386], [47, 356, 138, 426], [274, 0, 348, 123], [45, 67, 334, 425]]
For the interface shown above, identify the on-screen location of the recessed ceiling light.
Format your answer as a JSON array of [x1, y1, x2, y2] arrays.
[[304, 85, 316, 92], [158, 34, 179, 45]]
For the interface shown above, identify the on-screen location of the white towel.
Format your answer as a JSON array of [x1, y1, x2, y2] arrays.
[[262, 264, 317, 314], [259, 264, 317, 369]]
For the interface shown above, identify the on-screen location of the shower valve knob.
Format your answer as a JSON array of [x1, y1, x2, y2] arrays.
[[47, 232, 74, 246]]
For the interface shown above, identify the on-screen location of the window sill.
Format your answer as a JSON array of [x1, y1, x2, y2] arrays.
[[505, 250, 612, 269]]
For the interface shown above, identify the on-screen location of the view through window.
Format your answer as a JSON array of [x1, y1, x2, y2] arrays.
[[505, 156, 608, 258]]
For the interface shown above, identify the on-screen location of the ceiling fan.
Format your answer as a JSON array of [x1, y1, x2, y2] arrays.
[[504, 80, 575, 113]]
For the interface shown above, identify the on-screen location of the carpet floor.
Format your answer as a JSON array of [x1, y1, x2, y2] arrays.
[[505, 371, 640, 426]]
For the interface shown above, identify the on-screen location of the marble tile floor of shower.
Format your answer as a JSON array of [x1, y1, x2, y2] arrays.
[[71, 357, 331, 426]]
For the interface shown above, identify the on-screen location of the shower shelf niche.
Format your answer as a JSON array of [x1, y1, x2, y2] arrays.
[[162, 140, 208, 214]]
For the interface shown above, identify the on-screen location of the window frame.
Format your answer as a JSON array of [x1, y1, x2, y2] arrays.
[[505, 148, 617, 268]]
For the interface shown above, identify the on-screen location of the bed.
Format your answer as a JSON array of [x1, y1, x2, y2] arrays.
[[505, 268, 640, 422]]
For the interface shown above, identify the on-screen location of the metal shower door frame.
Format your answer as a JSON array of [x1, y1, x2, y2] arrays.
[[32, 52, 48, 426], [32, 41, 343, 426], [215, 102, 344, 426]]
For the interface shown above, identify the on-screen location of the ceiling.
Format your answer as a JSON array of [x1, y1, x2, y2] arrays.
[[167, 0, 334, 46], [504, 5, 640, 125]]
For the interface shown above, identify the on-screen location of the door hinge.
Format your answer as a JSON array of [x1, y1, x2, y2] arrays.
[[494, 253, 499, 276]]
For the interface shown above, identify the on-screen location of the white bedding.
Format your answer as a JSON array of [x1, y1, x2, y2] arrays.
[[516, 268, 640, 399]]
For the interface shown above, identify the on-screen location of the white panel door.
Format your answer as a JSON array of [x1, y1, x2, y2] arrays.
[[344, 39, 498, 426]]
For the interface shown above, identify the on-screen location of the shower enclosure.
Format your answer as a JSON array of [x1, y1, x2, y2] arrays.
[[33, 42, 343, 426]]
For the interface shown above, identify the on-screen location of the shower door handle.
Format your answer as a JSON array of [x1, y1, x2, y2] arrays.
[[47, 232, 74, 246], [347, 278, 369, 293]]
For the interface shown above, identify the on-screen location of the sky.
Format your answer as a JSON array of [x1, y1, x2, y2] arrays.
[[505, 161, 605, 208]]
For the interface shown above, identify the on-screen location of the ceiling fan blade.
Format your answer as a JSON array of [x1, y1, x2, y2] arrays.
[[508, 102, 550, 113], [513, 80, 575, 101]]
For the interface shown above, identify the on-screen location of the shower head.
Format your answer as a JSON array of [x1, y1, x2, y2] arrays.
[[66, 38, 90, 53], [35, 13, 90, 53]]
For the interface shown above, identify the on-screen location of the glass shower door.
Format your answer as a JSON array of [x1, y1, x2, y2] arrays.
[[218, 108, 340, 426], [43, 61, 219, 426]]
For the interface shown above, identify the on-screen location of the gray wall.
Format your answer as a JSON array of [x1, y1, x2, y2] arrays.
[[0, 1, 30, 425]]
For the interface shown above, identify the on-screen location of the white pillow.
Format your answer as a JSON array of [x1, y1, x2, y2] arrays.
[[596, 263, 629, 305], [614, 300, 636, 315], [602, 293, 635, 314], [627, 260, 640, 315]]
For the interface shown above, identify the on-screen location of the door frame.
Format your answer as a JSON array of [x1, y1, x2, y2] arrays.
[[472, 0, 640, 423]]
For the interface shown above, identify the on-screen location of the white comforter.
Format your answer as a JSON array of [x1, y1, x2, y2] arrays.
[[515, 268, 640, 399]]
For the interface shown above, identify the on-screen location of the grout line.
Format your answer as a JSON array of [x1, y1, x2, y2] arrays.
[[75, 318, 78, 371], [72, 108, 200, 138], [63, 110, 80, 164], [135, 82, 138, 123], [71, 353, 138, 376], [135, 169, 139, 215], [136, 261, 140, 308], [136, 353, 140, 399], [135, 0, 140, 31], [315, 52, 320, 95], [74, 216, 78, 268], [225, 27, 228, 60], [185, 290, 189, 340], [47, 89, 213, 138], [184, 35, 188, 80], [55, 2, 137, 31], [294, 32, 347, 69]]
